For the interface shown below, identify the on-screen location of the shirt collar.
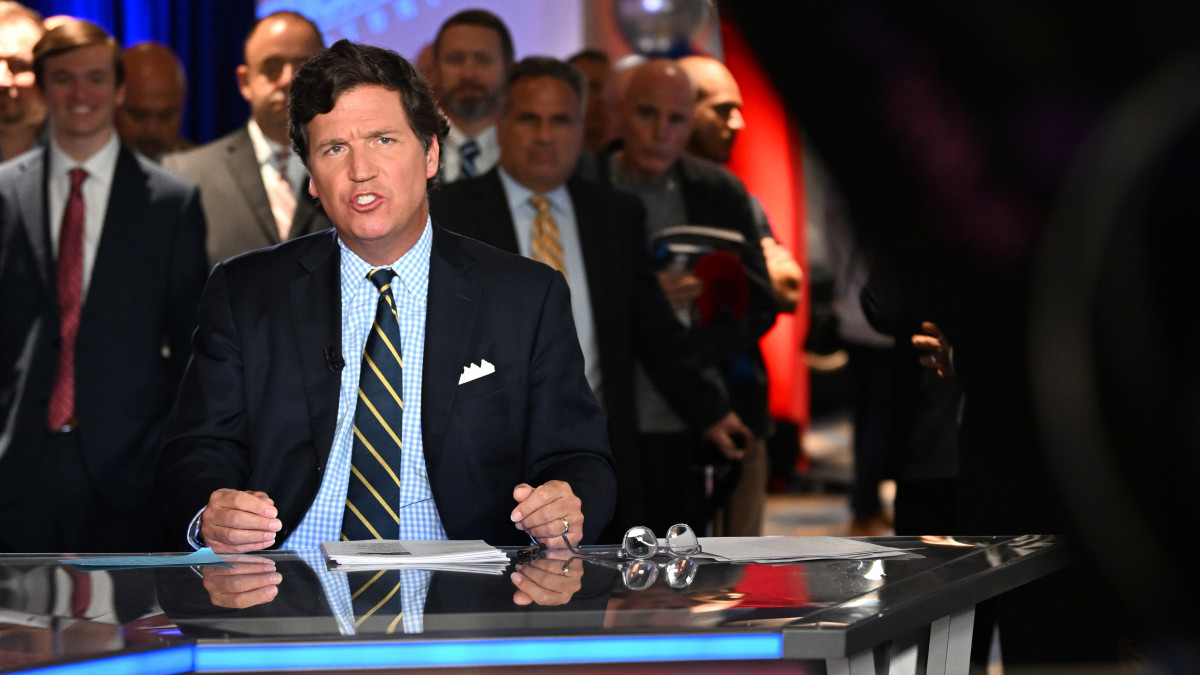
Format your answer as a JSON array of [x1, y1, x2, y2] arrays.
[[497, 166, 570, 212], [337, 216, 433, 299], [247, 119, 287, 167], [48, 131, 120, 182], [447, 120, 497, 148]]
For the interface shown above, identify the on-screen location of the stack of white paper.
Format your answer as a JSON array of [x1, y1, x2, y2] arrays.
[[320, 539, 511, 575], [692, 536, 912, 564]]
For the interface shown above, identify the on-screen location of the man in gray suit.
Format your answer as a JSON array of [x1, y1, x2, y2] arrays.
[[163, 11, 327, 266]]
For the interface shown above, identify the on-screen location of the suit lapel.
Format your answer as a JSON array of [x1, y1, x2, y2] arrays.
[[17, 152, 51, 292], [421, 225, 480, 478], [476, 172, 521, 253], [288, 231, 342, 469], [567, 178, 614, 315], [226, 128, 280, 245], [85, 148, 143, 308]]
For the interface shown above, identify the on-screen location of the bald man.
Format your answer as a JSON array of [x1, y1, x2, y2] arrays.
[[163, 11, 330, 266], [679, 54, 801, 314], [678, 55, 744, 164], [596, 59, 778, 536], [116, 41, 192, 161]]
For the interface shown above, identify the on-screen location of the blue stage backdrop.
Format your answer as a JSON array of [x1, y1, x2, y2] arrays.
[[22, 0, 588, 146]]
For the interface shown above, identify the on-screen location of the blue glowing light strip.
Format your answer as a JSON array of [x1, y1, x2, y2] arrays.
[[11, 634, 782, 673], [12, 646, 193, 675], [194, 634, 784, 671]]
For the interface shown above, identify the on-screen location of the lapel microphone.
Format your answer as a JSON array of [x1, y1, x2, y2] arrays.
[[324, 347, 344, 372]]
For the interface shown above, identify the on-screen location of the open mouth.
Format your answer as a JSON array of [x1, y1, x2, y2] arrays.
[[352, 192, 381, 210]]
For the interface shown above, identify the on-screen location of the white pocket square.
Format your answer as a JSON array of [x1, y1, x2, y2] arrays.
[[458, 359, 495, 385]]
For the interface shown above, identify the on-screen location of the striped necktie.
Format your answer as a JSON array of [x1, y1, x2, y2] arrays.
[[347, 568, 405, 634], [342, 267, 404, 541], [460, 139, 480, 178], [529, 195, 567, 281]]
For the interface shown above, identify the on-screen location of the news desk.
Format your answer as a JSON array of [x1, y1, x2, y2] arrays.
[[0, 535, 1068, 674]]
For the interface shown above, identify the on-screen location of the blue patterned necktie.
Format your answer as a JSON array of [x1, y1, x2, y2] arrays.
[[460, 138, 480, 178], [342, 267, 404, 541]]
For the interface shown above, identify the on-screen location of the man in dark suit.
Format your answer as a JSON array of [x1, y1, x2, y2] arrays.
[[156, 41, 614, 571], [162, 11, 329, 266], [430, 56, 749, 537], [0, 20, 207, 552], [598, 60, 778, 536]]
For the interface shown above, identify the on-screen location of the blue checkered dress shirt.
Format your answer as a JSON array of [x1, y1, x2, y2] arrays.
[[285, 218, 447, 549]]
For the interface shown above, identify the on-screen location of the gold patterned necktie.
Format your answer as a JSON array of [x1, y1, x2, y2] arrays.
[[529, 195, 567, 281]]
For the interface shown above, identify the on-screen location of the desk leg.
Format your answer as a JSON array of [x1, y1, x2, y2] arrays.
[[827, 649, 877, 675], [925, 605, 975, 674], [887, 634, 921, 675]]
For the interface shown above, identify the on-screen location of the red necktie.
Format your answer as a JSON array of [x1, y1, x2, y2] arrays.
[[47, 168, 87, 431]]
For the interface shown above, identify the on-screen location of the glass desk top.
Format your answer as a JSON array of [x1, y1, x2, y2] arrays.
[[0, 535, 1068, 673]]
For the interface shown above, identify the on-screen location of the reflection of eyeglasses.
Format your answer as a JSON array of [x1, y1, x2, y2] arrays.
[[560, 523, 702, 591], [562, 523, 702, 559], [610, 556, 699, 591]]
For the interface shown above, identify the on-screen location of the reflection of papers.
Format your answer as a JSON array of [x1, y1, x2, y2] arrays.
[[693, 537, 912, 564], [0, 608, 52, 628], [320, 540, 510, 575], [60, 547, 228, 571]]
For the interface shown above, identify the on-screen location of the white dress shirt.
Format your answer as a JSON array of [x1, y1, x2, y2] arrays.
[[440, 122, 499, 183], [47, 133, 120, 301]]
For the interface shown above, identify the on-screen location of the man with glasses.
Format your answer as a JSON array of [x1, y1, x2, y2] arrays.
[[163, 10, 330, 266], [0, 1, 45, 163]]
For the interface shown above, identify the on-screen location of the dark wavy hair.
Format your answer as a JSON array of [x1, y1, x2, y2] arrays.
[[288, 39, 449, 190]]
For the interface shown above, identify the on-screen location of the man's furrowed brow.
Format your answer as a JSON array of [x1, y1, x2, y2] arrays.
[[366, 126, 404, 139]]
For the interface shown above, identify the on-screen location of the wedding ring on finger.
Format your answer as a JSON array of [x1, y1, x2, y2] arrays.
[[561, 517, 570, 535]]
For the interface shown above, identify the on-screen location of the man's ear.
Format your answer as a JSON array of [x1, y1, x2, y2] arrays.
[[308, 175, 318, 199], [425, 136, 440, 179], [236, 64, 252, 102]]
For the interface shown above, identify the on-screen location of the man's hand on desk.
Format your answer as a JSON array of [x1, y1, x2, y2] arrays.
[[703, 411, 753, 461], [511, 548, 582, 606], [202, 489, 283, 553], [510, 481, 583, 549], [201, 556, 281, 609]]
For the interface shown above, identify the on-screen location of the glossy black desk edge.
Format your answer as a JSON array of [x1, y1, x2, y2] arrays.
[[0, 535, 1071, 672]]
